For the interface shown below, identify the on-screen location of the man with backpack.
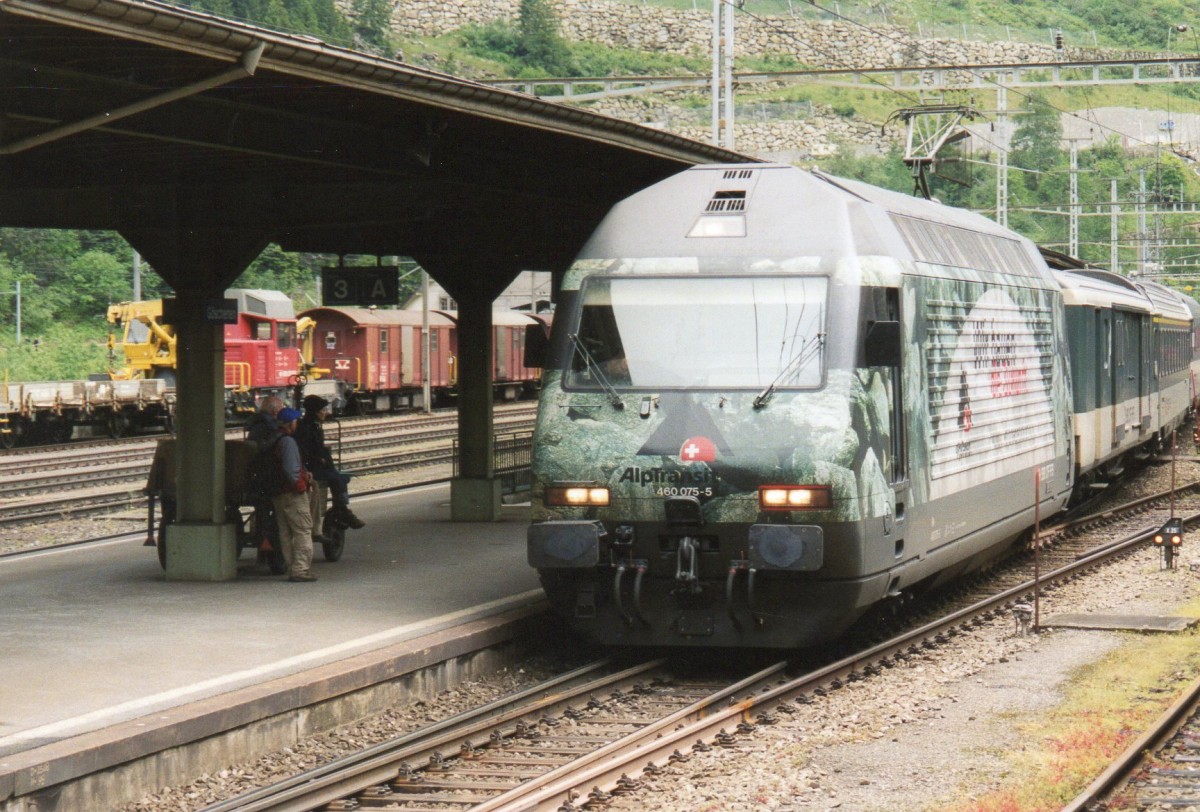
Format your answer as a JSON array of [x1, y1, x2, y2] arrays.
[[272, 406, 318, 582]]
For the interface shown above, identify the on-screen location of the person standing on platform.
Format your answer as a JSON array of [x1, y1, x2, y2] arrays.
[[296, 395, 365, 530], [273, 407, 317, 582], [247, 394, 286, 446]]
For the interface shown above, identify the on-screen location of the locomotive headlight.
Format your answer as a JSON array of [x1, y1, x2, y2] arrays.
[[546, 485, 610, 507], [759, 485, 832, 511]]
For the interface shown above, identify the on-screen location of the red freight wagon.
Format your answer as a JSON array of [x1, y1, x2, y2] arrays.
[[300, 307, 456, 412], [437, 309, 544, 401]]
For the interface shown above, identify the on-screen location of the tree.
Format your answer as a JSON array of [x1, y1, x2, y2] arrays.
[[1010, 92, 1063, 191], [518, 0, 573, 75], [351, 0, 394, 54], [64, 250, 132, 319], [232, 243, 317, 295]]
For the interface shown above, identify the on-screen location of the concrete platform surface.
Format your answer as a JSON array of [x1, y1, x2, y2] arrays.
[[0, 482, 542, 760]]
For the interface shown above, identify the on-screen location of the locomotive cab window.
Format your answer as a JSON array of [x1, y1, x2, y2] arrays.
[[276, 323, 296, 349], [566, 274, 827, 390], [255, 321, 272, 341], [127, 320, 149, 344]]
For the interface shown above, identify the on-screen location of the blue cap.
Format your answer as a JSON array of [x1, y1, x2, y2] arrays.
[[278, 407, 302, 423]]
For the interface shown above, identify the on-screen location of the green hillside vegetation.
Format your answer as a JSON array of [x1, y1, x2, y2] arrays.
[[5, 0, 1200, 380]]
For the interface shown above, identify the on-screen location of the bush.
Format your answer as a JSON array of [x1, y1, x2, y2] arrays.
[[458, 21, 522, 61]]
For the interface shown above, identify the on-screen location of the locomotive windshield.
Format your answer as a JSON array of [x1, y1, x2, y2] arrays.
[[566, 275, 827, 390]]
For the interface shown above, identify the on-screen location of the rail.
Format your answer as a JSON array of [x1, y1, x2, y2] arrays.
[[202, 493, 1193, 812]]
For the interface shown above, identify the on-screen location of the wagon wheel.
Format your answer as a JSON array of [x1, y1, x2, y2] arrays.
[[106, 410, 127, 439], [52, 421, 73, 444], [0, 426, 16, 449], [321, 515, 346, 562]]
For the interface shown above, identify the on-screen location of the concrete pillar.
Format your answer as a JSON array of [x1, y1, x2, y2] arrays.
[[121, 224, 269, 580], [164, 288, 238, 580], [451, 294, 501, 520]]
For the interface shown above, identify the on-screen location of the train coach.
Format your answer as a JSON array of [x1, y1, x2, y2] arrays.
[[299, 305, 549, 412], [524, 162, 1196, 650], [437, 309, 549, 403], [1056, 269, 1194, 495], [299, 306, 457, 412], [1176, 285, 1200, 414]]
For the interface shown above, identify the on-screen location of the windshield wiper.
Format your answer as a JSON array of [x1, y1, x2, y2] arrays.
[[569, 333, 625, 410], [753, 333, 825, 409]]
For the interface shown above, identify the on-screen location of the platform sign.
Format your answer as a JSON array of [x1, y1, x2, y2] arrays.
[[322, 266, 400, 307], [161, 297, 238, 324], [203, 299, 239, 324]]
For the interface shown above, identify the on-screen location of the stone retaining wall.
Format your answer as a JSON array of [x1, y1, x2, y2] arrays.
[[583, 93, 894, 157], [390, 0, 1076, 67], [380, 0, 1113, 158]]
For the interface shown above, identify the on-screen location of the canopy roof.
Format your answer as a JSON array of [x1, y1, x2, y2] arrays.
[[0, 0, 751, 295]]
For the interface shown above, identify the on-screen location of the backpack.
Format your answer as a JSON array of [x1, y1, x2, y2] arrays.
[[246, 436, 287, 500]]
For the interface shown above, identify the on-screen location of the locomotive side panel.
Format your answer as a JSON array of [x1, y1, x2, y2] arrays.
[[898, 268, 1072, 591]]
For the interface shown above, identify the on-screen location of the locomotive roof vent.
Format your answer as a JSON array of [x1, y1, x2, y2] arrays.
[[722, 169, 754, 180], [705, 190, 747, 213]]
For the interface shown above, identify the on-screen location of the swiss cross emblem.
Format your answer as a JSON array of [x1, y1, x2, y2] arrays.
[[679, 436, 716, 463]]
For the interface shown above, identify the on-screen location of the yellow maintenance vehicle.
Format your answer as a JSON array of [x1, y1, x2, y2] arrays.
[[106, 299, 178, 384]]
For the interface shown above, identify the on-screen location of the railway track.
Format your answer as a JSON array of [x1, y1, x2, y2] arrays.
[[1061, 670, 1200, 811], [200, 472, 1200, 812], [0, 405, 537, 525]]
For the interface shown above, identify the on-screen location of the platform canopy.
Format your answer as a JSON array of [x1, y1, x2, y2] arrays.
[[0, 0, 751, 297], [1, 0, 760, 560]]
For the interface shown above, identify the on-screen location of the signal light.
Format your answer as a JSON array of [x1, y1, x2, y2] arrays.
[[546, 485, 610, 507], [1155, 519, 1184, 568], [759, 485, 832, 511]]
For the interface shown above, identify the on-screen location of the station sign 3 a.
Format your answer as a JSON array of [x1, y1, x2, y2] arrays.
[[321, 266, 400, 306]]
